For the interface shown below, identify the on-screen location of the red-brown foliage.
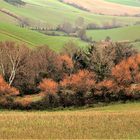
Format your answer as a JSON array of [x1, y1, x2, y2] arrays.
[[112, 54, 140, 85], [60, 70, 96, 93], [39, 79, 58, 95], [96, 80, 117, 95], [0, 75, 19, 96], [111, 54, 140, 96], [60, 55, 73, 70]]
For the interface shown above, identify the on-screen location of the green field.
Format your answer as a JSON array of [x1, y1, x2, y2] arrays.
[[0, 22, 88, 51], [0, 102, 140, 139], [87, 25, 140, 49], [87, 25, 140, 41], [0, 0, 140, 50], [0, 0, 140, 27], [105, 0, 140, 7]]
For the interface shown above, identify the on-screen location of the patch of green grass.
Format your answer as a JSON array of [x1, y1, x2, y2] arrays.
[[0, 22, 88, 51], [87, 25, 140, 42], [132, 42, 140, 50], [0, 102, 140, 139], [87, 25, 140, 50], [105, 0, 140, 7]]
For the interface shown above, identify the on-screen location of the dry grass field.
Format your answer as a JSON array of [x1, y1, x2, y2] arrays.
[[62, 0, 140, 16], [0, 103, 140, 139]]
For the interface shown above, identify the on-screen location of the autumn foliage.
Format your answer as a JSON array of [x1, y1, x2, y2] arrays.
[[0, 41, 139, 109], [112, 54, 140, 85], [60, 55, 73, 70], [95, 54, 140, 101], [111, 54, 140, 97], [0, 75, 19, 96], [39, 79, 58, 95], [60, 70, 95, 93], [0, 75, 19, 106]]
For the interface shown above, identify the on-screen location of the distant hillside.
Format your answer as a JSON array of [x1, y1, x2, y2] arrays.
[[0, 22, 87, 51], [0, 0, 139, 51], [87, 25, 140, 41], [61, 0, 140, 16], [0, 0, 140, 28], [87, 25, 140, 49]]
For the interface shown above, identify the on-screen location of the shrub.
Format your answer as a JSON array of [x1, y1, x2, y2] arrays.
[[39, 79, 58, 95], [38, 79, 59, 108], [60, 70, 96, 106], [0, 75, 19, 107], [111, 54, 140, 98], [95, 80, 118, 102]]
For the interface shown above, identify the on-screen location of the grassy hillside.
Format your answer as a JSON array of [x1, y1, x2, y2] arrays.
[[0, 102, 140, 139], [0, 0, 139, 50], [105, 0, 140, 7], [0, 0, 140, 27], [0, 22, 88, 51], [87, 25, 140, 41]]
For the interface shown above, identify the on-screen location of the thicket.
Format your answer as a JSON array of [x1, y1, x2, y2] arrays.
[[0, 41, 139, 109]]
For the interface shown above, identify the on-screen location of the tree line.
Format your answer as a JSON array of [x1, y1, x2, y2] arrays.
[[0, 41, 139, 109]]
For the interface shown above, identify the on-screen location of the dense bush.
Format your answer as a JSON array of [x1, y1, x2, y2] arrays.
[[0, 41, 139, 109], [0, 75, 19, 107]]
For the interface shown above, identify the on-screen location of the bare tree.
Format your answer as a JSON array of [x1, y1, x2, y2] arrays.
[[19, 18, 30, 28], [0, 41, 30, 86]]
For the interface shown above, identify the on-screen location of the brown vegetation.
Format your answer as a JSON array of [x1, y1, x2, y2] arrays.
[[0, 41, 139, 109]]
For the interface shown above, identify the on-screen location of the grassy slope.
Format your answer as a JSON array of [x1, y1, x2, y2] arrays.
[[0, 0, 140, 27], [87, 25, 140, 49], [0, 102, 140, 139], [87, 25, 140, 41], [105, 0, 140, 7], [0, 22, 88, 51]]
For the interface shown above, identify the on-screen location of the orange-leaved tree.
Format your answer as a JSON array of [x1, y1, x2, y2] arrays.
[[0, 75, 19, 105], [39, 79, 58, 95], [111, 54, 140, 97], [38, 78, 59, 108], [60, 70, 96, 93], [60, 55, 73, 70], [60, 70, 96, 106]]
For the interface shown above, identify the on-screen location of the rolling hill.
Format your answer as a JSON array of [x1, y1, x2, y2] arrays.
[[0, 22, 88, 51], [0, 0, 140, 50], [61, 0, 140, 16], [0, 0, 140, 28], [87, 25, 140, 41], [87, 25, 140, 49]]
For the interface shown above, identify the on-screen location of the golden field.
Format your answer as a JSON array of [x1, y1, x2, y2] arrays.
[[0, 103, 140, 139], [62, 0, 140, 16]]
